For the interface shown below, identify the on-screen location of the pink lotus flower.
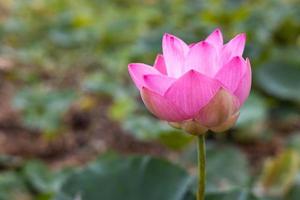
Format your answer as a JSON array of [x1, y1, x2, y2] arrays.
[[128, 29, 251, 134]]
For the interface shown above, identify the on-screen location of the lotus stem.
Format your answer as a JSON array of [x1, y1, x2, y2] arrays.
[[197, 134, 206, 200]]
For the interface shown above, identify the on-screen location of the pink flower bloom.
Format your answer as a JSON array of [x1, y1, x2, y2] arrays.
[[128, 29, 251, 134]]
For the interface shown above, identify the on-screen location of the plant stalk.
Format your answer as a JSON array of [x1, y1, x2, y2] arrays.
[[197, 134, 206, 200]]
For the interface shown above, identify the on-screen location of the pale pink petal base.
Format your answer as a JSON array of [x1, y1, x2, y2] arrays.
[[196, 89, 240, 128], [181, 120, 208, 135], [210, 112, 240, 132]]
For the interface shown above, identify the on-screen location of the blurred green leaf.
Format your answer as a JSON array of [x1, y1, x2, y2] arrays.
[[206, 189, 260, 200], [56, 154, 192, 200], [206, 145, 250, 192], [286, 174, 300, 200], [123, 115, 194, 149], [235, 93, 268, 140], [23, 161, 71, 194], [181, 143, 250, 192], [237, 93, 268, 127], [82, 72, 118, 96], [13, 87, 77, 134], [0, 171, 31, 200], [257, 60, 300, 102], [123, 115, 167, 139]]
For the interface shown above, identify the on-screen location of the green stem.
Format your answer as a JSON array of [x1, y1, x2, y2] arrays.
[[197, 134, 206, 200]]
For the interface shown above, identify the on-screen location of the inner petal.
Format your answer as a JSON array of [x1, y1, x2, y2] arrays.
[[184, 41, 219, 77], [162, 33, 189, 78]]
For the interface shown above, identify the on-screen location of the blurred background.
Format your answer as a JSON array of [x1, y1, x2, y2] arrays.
[[0, 0, 299, 199]]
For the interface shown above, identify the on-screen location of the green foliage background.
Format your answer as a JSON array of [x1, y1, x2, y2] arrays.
[[0, 0, 299, 199]]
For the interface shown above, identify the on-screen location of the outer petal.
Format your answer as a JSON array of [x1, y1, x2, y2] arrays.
[[234, 58, 252, 105], [128, 63, 160, 89], [196, 89, 240, 128], [162, 33, 189, 77], [222, 33, 246, 64], [184, 41, 218, 77], [205, 28, 223, 50], [143, 74, 175, 95], [215, 56, 246, 92], [141, 87, 189, 122], [153, 54, 167, 75], [165, 70, 221, 117]]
